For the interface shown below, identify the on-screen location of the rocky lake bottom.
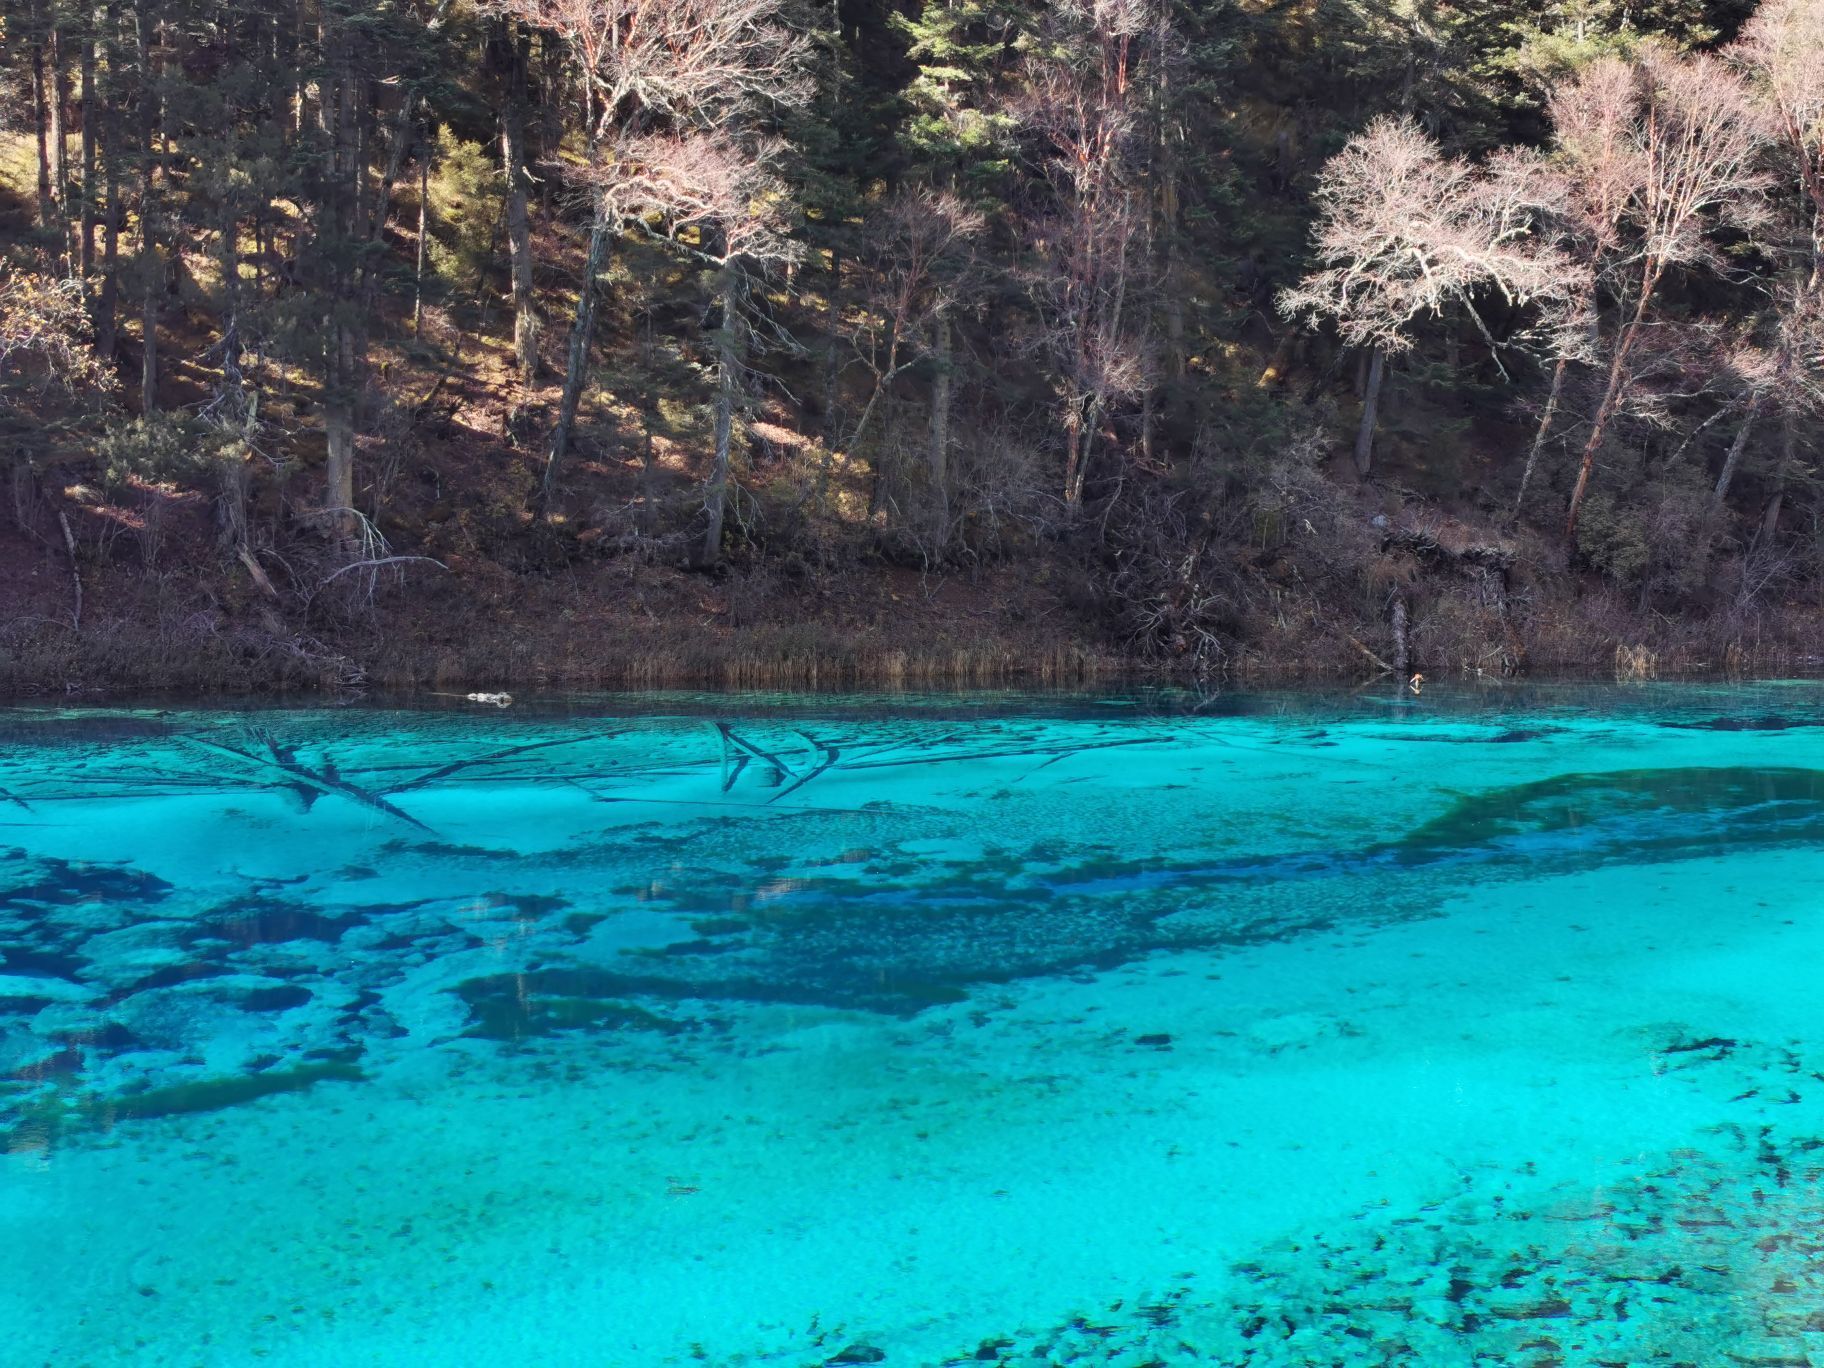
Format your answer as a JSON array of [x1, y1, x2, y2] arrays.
[[4, 685, 1824, 1365]]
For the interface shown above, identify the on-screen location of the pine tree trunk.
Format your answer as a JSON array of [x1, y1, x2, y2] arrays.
[[539, 32, 563, 220], [499, 24, 538, 385], [218, 191, 241, 381], [50, 15, 70, 264], [324, 331, 357, 538], [1140, 384, 1156, 467], [49, 21, 67, 195], [822, 247, 842, 448], [927, 309, 952, 543], [97, 39, 120, 359], [546, 204, 609, 505], [79, 12, 96, 280], [313, 11, 368, 546], [413, 153, 429, 338], [701, 257, 743, 568], [31, 0, 55, 230], [1353, 347, 1385, 478], [135, 0, 158, 411], [285, 0, 304, 139]]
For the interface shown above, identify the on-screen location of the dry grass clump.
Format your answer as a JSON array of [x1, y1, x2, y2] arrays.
[[1614, 643, 1658, 682]]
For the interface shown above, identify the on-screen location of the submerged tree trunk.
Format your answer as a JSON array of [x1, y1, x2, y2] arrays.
[[700, 256, 743, 567], [546, 207, 609, 507], [1353, 347, 1385, 478]]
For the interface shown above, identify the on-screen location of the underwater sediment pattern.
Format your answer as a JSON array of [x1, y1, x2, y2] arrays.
[[6, 685, 1824, 1364]]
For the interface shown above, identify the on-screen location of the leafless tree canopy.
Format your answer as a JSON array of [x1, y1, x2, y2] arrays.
[[491, 0, 809, 139], [1279, 117, 1585, 356], [1735, 0, 1824, 266]]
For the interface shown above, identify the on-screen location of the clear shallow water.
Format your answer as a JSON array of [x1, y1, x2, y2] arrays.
[[5, 683, 1824, 1364]]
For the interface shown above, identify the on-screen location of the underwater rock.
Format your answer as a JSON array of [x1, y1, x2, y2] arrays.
[[108, 976, 319, 1062], [0, 973, 95, 1004], [55, 901, 132, 935], [0, 854, 173, 911], [0, 1024, 74, 1076], [79, 921, 194, 989], [241, 984, 312, 1012]]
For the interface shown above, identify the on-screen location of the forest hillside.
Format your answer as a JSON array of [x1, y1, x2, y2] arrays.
[[2, 0, 1821, 693]]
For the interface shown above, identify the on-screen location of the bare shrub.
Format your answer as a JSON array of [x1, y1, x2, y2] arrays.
[[138, 494, 167, 572]]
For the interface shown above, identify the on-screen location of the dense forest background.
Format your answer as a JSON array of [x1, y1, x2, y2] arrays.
[[1, 0, 1820, 692]]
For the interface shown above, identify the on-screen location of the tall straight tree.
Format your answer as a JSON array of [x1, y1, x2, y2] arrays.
[[299, 0, 458, 542], [487, 16, 540, 385], [132, 0, 157, 409], [893, 0, 1019, 536], [1020, 0, 1168, 511], [78, 0, 97, 284]]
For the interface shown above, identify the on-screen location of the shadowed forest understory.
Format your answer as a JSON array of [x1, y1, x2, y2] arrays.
[[3, 0, 1824, 694]]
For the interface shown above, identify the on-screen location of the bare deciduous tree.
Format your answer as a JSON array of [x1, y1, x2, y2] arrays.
[[1733, 0, 1824, 536], [839, 188, 983, 537], [1735, 0, 1824, 283], [1021, 0, 1166, 511], [1551, 50, 1772, 538], [1281, 118, 1582, 477]]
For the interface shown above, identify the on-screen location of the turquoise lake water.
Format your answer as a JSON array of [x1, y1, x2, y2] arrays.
[[5, 683, 1824, 1364]]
